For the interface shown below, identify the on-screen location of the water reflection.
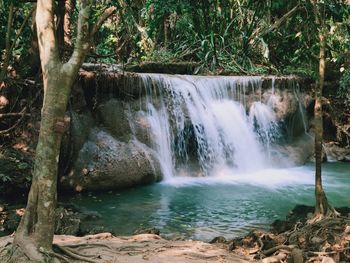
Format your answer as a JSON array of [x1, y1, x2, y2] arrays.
[[64, 162, 350, 241]]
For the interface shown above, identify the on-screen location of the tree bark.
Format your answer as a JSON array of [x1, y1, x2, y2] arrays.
[[64, 0, 75, 45], [12, 0, 117, 260], [311, 2, 338, 222], [14, 0, 70, 257], [56, 0, 66, 52], [314, 27, 328, 217], [0, 3, 14, 84]]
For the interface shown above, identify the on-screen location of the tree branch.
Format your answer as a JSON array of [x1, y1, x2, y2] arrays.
[[0, 112, 30, 118], [0, 107, 28, 135], [9, 7, 35, 55], [248, 4, 300, 45], [65, 3, 116, 71], [89, 6, 117, 39], [66, 0, 92, 68]]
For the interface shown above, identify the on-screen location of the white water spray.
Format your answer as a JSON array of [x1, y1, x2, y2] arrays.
[[134, 74, 302, 180]]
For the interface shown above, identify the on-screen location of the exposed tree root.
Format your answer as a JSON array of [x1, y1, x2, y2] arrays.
[[291, 248, 303, 263], [39, 247, 71, 263], [12, 235, 47, 262], [262, 245, 294, 256], [54, 245, 98, 263], [1, 233, 251, 263], [307, 204, 340, 224], [54, 244, 98, 261], [229, 205, 350, 263], [261, 252, 287, 263], [2, 240, 98, 263], [60, 242, 114, 250]]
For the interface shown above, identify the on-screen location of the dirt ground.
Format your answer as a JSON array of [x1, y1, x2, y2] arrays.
[[0, 232, 251, 263]]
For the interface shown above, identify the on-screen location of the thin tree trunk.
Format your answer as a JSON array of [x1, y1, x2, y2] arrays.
[[314, 28, 328, 216], [64, 0, 75, 45], [57, 0, 66, 53], [163, 13, 169, 49], [1, 6, 36, 82], [0, 3, 14, 84], [26, 5, 40, 77], [311, 2, 338, 222]]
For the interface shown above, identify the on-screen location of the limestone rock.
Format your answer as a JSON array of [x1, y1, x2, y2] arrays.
[[324, 142, 350, 162], [273, 133, 314, 166], [61, 129, 162, 191], [97, 99, 132, 141]]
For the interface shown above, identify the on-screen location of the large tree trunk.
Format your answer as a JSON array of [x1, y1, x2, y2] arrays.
[[12, 0, 92, 260], [14, 70, 73, 258], [12, 0, 116, 260]]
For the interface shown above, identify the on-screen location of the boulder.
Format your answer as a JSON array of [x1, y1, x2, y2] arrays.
[[97, 99, 132, 141], [274, 133, 314, 166], [60, 111, 94, 173], [324, 142, 350, 162], [61, 129, 162, 192]]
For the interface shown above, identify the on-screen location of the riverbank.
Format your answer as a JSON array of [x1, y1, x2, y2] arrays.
[[229, 205, 350, 262], [1, 207, 350, 263], [0, 232, 251, 263]]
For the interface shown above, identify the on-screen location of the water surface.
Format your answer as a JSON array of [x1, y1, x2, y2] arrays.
[[64, 162, 350, 241]]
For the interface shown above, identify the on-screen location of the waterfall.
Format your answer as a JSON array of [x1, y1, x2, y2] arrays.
[[134, 74, 294, 179]]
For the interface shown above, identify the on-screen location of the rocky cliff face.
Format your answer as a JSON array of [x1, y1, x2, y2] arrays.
[[59, 72, 317, 192]]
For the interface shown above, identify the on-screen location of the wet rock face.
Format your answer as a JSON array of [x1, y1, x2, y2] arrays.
[[60, 97, 162, 192], [97, 99, 132, 142], [324, 142, 350, 162], [62, 129, 162, 192], [260, 88, 308, 139], [273, 133, 314, 166]]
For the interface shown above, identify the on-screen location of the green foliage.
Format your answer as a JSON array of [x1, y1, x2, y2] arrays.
[[0, 150, 33, 192], [0, 1, 35, 79], [0, 0, 349, 87], [86, 1, 120, 63], [283, 66, 318, 80], [0, 173, 11, 183]]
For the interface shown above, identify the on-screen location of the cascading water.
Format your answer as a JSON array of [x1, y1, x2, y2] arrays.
[[67, 73, 350, 241], [249, 101, 280, 162], [135, 74, 291, 180]]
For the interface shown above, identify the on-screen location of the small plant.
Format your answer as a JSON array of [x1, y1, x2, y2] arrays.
[[0, 173, 11, 183]]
